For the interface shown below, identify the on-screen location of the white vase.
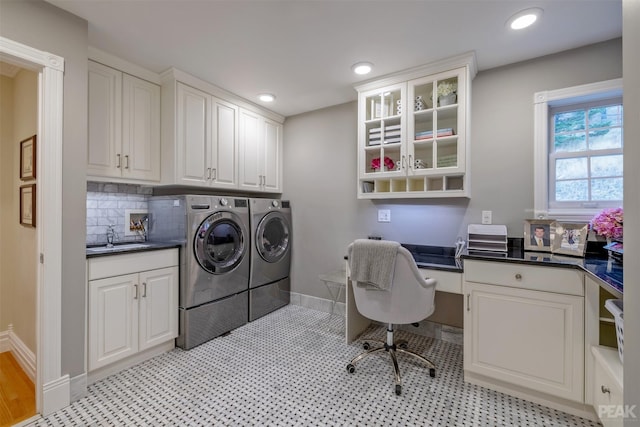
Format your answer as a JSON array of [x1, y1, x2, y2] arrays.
[[439, 93, 456, 106]]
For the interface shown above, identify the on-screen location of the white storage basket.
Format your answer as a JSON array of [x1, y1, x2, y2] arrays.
[[605, 299, 624, 363]]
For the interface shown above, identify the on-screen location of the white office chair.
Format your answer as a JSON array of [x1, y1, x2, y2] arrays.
[[346, 241, 437, 395]]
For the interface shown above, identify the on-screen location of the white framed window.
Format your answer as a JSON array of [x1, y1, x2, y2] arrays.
[[533, 79, 623, 221]]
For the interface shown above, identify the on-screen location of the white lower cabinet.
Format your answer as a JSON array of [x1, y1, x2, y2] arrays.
[[88, 249, 178, 371], [592, 346, 624, 427], [463, 260, 585, 404]]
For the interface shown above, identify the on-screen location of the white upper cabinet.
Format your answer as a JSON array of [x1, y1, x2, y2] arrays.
[[167, 82, 239, 189], [161, 68, 283, 193], [238, 109, 283, 192], [88, 60, 160, 182], [355, 52, 476, 199]]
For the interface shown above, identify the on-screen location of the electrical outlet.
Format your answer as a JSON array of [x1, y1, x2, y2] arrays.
[[482, 210, 492, 225], [378, 209, 391, 223]]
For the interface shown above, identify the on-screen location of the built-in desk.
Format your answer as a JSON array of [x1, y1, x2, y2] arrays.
[[344, 243, 623, 422]]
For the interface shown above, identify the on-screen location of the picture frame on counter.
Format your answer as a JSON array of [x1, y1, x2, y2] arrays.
[[551, 222, 589, 257], [19, 134, 36, 181], [20, 183, 36, 227], [523, 219, 554, 252]]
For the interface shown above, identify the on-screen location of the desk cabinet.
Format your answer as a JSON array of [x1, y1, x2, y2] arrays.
[[88, 249, 178, 371], [463, 260, 584, 403]]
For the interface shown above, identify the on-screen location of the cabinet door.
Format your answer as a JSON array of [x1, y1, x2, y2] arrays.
[[88, 61, 122, 178], [262, 118, 282, 192], [408, 68, 465, 177], [138, 267, 178, 351], [210, 97, 238, 189], [464, 281, 584, 402], [88, 273, 139, 371], [122, 74, 161, 181], [358, 83, 406, 180], [238, 108, 262, 191], [176, 83, 210, 186]]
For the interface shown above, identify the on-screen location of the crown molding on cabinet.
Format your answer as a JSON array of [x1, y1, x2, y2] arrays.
[[88, 46, 162, 85], [161, 67, 285, 124], [354, 51, 478, 93]]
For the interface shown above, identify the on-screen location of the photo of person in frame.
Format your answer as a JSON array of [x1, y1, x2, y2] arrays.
[[530, 224, 550, 247]]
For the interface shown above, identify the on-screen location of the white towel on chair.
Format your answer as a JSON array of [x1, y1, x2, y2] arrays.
[[348, 239, 399, 290]]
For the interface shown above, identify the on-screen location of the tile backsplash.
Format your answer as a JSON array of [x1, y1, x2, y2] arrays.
[[86, 182, 152, 245]]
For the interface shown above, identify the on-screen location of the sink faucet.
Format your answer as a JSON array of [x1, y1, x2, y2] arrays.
[[141, 215, 149, 242], [106, 224, 116, 247]]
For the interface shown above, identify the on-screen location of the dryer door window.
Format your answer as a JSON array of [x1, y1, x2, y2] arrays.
[[195, 212, 246, 274], [256, 212, 290, 263]]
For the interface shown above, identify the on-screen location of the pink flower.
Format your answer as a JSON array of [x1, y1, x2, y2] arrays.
[[591, 207, 623, 239], [371, 156, 396, 171]]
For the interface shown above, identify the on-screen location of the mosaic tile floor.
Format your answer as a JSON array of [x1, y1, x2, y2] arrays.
[[27, 305, 600, 426]]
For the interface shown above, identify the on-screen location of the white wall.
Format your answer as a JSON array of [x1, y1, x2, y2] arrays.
[[0, 0, 88, 379], [283, 38, 622, 301]]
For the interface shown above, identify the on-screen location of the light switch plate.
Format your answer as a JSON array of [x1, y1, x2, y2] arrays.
[[378, 209, 391, 222], [481, 210, 492, 225]]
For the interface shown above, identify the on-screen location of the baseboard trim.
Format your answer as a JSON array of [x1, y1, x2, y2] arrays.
[[6, 325, 37, 382], [42, 374, 70, 416], [87, 340, 174, 385], [69, 372, 88, 402], [465, 371, 597, 422]]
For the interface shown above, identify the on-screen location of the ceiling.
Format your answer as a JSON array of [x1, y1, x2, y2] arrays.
[[44, 0, 621, 118]]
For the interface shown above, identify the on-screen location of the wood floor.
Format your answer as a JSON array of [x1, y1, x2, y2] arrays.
[[0, 351, 35, 427]]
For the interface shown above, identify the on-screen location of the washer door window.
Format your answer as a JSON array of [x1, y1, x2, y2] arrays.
[[256, 212, 290, 263], [195, 212, 246, 274]]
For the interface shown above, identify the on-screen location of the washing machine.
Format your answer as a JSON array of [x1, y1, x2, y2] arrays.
[[248, 198, 292, 321], [148, 194, 250, 349]]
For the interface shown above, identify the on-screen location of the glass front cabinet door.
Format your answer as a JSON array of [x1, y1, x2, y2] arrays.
[[356, 53, 476, 199]]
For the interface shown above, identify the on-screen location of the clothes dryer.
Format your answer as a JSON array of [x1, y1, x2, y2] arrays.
[[149, 195, 250, 349], [248, 198, 291, 321]]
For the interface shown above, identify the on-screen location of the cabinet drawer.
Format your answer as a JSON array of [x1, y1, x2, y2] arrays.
[[592, 346, 623, 427], [419, 268, 462, 294], [88, 248, 179, 280], [464, 260, 583, 296]]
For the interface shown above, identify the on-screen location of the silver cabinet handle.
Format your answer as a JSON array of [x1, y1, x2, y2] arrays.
[[124, 155, 129, 169], [601, 385, 611, 395], [515, 273, 522, 280], [409, 154, 413, 170], [401, 155, 406, 169], [206, 168, 212, 180], [116, 154, 121, 168], [134, 284, 138, 299], [142, 282, 147, 298], [466, 294, 471, 311], [212, 168, 217, 180]]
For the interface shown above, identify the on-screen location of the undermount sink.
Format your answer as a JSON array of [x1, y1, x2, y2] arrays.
[[86, 243, 152, 252]]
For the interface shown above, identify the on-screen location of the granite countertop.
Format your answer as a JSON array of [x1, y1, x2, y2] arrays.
[[401, 243, 623, 298], [86, 241, 181, 258]]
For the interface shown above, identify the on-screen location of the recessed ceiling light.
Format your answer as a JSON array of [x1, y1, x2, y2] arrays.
[[507, 8, 543, 30], [352, 62, 373, 75], [258, 93, 275, 102]]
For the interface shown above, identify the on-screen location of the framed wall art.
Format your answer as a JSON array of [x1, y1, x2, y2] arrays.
[[523, 219, 554, 252], [20, 184, 36, 227], [552, 222, 589, 257], [20, 135, 37, 181]]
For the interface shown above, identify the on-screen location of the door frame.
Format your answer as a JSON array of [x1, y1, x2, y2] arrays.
[[0, 37, 67, 415]]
